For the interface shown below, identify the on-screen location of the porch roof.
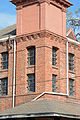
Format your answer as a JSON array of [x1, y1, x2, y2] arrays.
[[0, 99, 80, 119]]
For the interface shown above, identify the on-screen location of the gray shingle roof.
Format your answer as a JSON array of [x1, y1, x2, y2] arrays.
[[0, 99, 80, 119], [0, 24, 16, 39]]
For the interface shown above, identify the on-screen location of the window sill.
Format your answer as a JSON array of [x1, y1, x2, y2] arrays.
[[69, 70, 75, 74], [67, 95, 76, 99], [26, 92, 36, 95], [52, 65, 58, 70], [0, 69, 8, 72], [26, 65, 35, 68], [0, 95, 11, 98]]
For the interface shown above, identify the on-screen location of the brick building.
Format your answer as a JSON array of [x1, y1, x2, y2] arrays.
[[0, 0, 80, 119]]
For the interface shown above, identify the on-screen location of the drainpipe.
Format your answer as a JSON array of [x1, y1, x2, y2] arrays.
[[66, 40, 69, 95], [13, 38, 16, 108], [0, 35, 16, 108]]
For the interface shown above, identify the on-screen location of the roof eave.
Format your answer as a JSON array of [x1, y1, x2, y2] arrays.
[[10, 0, 73, 7], [0, 112, 80, 119]]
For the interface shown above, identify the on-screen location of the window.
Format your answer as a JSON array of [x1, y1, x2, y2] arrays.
[[69, 53, 74, 71], [0, 78, 8, 96], [27, 74, 35, 92], [1, 52, 8, 70], [69, 78, 74, 96], [52, 74, 57, 92], [52, 47, 57, 66], [27, 47, 35, 65]]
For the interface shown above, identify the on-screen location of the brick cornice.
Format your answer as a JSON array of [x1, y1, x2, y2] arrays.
[[16, 30, 67, 44], [10, 0, 72, 11]]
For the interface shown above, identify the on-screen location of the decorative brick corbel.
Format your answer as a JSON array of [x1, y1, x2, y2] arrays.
[[38, 0, 50, 4], [16, 37, 21, 43], [33, 34, 38, 39], [22, 35, 27, 41], [50, 34, 54, 40], [39, 32, 45, 38], [45, 32, 50, 38], [58, 37, 62, 43], [26, 35, 32, 40], [68, 42, 72, 47]]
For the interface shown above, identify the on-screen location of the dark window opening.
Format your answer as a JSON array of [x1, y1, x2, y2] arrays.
[[27, 74, 35, 92], [52, 74, 57, 92], [69, 53, 74, 71], [27, 47, 35, 65], [0, 78, 8, 96], [69, 78, 74, 96], [1, 52, 8, 70], [52, 47, 58, 66]]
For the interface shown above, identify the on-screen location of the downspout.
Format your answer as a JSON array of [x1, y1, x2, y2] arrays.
[[0, 35, 16, 108], [66, 40, 69, 95], [13, 38, 16, 108]]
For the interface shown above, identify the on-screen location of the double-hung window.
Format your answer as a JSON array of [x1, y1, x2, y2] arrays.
[[27, 47, 35, 66], [1, 52, 8, 70], [52, 47, 57, 66], [69, 78, 74, 96], [52, 74, 57, 92], [27, 74, 35, 92], [69, 53, 74, 71], [0, 78, 8, 96]]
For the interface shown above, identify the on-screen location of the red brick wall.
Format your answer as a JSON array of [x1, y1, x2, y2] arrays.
[[0, 32, 80, 112], [0, 0, 80, 113]]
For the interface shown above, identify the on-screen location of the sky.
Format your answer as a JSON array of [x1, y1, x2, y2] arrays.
[[0, 0, 80, 30]]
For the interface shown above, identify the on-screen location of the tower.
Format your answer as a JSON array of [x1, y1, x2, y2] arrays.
[[10, 0, 72, 105], [10, 0, 72, 37]]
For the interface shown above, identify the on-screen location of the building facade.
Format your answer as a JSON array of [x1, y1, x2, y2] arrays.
[[0, 0, 80, 119]]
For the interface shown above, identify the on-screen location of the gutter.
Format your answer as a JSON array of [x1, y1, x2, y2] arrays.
[[0, 112, 80, 119], [67, 37, 80, 45], [0, 35, 16, 41], [32, 92, 68, 101]]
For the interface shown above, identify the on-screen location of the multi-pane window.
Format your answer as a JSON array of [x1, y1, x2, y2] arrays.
[[52, 47, 57, 66], [1, 52, 8, 70], [52, 74, 57, 92], [0, 78, 8, 96], [27, 74, 35, 92], [69, 78, 74, 96], [27, 47, 35, 65], [69, 53, 74, 71]]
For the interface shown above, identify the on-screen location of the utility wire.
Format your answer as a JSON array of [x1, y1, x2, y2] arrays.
[[6, 75, 80, 87]]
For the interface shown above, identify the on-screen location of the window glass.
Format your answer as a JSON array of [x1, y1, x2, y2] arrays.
[[52, 47, 57, 66], [27, 74, 35, 92], [1, 52, 8, 70], [69, 78, 74, 96], [69, 53, 74, 71], [27, 47, 35, 65], [0, 78, 8, 96], [52, 74, 57, 92]]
